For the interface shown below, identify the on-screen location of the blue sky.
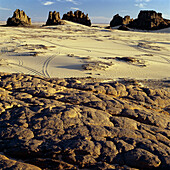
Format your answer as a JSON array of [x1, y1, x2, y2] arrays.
[[0, 0, 170, 23]]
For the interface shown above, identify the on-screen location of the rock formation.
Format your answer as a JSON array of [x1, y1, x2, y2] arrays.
[[0, 72, 170, 169], [110, 14, 133, 27], [62, 10, 91, 26], [46, 11, 65, 26], [7, 9, 31, 26], [129, 10, 170, 30], [118, 25, 130, 31]]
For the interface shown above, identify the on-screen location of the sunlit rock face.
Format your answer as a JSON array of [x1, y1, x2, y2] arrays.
[[46, 11, 65, 26], [7, 9, 31, 26]]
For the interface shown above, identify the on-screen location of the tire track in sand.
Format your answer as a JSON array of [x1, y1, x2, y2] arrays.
[[42, 55, 56, 78], [9, 62, 44, 77]]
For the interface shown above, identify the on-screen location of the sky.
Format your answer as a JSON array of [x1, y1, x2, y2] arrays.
[[0, 0, 170, 23]]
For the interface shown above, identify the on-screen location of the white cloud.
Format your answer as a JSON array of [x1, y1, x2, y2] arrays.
[[70, 7, 79, 10], [135, 0, 151, 2], [56, 0, 79, 5], [43, 1, 55, 5], [0, 7, 11, 11], [135, 3, 146, 8], [135, 0, 151, 8], [41, 0, 79, 5], [66, 0, 78, 5]]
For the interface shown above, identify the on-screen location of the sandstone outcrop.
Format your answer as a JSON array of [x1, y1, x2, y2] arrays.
[[46, 11, 65, 26], [7, 9, 31, 26], [62, 10, 91, 26], [110, 14, 133, 27], [0, 73, 170, 169], [129, 10, 170, 30]]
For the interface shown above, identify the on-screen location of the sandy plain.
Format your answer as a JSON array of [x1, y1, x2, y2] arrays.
[[0, 21, 170, 80], [0, 21, 170, 169]]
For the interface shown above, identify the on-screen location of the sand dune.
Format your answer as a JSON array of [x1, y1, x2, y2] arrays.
[[0, 21, 170, 80]]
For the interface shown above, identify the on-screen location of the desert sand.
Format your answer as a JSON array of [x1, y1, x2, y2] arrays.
[[0, 21, 170, 80], [0, 21, 170, 169]]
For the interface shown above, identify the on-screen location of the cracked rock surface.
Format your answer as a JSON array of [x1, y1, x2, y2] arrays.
[[0, 73, 169, 169]]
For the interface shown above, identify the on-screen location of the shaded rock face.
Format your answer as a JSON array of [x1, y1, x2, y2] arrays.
[[118, 25, 130, 31], [129, 10, 170, 30], [0, 73, 170, 169], [7, 9, 31, 26], [46, 11, 65, 26], [62, 10, 91, 26], [110, 14, 132, 27]]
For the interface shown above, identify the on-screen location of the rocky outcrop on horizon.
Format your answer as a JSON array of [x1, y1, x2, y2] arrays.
[[46, 11, 65, 26], [110, 14, 133, 27], [129, 10, 170, 30], [0, 72, 170, 169], [7, 9, 31, 26], [62, 10, 91, 26], [110, 10, 170, 30]]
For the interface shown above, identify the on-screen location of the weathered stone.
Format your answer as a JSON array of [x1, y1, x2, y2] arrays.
[[110, 14, 133, 27], [0, 154, 41, 170], [124, 148, 161, 169], [7, 9, 31, 26], [62, 10, 91, 26], [0, 73, 169, 169], [46, 11, 65, 26], [129, 10, 170, 30]]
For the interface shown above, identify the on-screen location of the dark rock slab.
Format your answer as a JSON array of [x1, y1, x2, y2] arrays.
[[118, 25, 130, 31], [110, 14, 133, 27], [0, 154, 41, 170], [129, 10, 170, 30], [0, 73, 169, 169]]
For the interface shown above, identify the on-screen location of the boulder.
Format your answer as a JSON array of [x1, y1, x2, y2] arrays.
[[7, 9, 31, 26], [46, 11, 65, 26], [129, 10, 170, 30], [62, 10, 91, 26], [110, 14, 132, 27]]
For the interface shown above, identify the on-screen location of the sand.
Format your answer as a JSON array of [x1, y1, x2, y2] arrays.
[[0, 21, 170, 80], [0, 21, 170, 169]]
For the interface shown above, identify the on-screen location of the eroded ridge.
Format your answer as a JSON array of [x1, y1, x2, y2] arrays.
[[0, 73, 169, 169]]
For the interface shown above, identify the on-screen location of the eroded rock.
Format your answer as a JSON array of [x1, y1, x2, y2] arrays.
[[110, 14, 133, 27], [62, 10, 91, 26], [46, 11, 65, 26], [129, 10, 170, 30], [7, 9, 31, 26], [0, 73, 169, 169]]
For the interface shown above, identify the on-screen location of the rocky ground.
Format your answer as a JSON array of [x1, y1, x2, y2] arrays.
[[0, 72, 169, 169]]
